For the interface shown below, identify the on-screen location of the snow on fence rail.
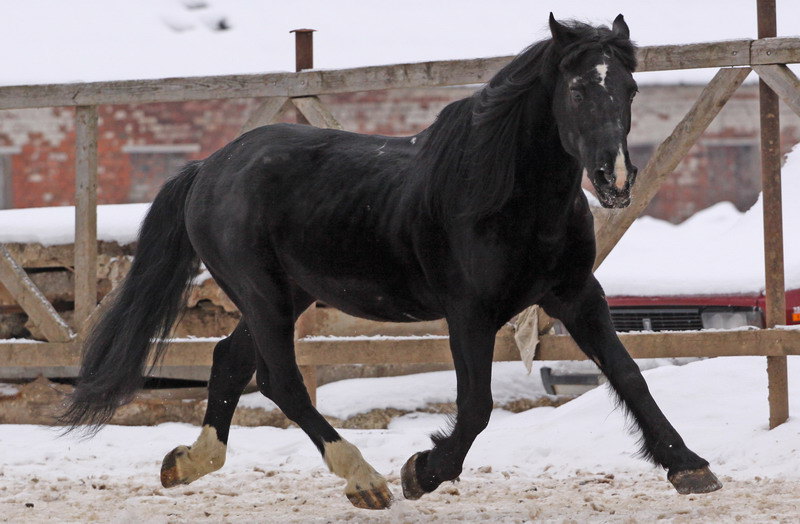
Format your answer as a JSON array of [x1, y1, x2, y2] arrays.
[[1, 8, 799, 428]]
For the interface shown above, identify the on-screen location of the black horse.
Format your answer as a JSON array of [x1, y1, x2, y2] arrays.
[[62, 14, 722, 509]]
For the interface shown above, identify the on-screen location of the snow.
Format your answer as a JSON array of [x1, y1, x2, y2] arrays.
[[238, 359, 697, 419], [0, 203, 148, 246], [0, 383, 18, 396], [1, 0, 799, 87], [239, 361, 548, 418], [0, 356, 798, 521], [596, 144, 800, 296]]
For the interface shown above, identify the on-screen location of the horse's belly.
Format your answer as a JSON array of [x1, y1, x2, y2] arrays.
[[293, 274, 441, 323]]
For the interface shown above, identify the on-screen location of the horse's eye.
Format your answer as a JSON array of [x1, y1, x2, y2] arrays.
[[570, 89, 583, 103]]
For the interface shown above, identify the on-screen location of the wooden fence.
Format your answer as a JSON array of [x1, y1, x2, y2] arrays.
[[1, 5, 799, 428]]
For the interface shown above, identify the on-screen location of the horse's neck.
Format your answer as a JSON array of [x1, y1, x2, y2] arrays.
[[510, 133, 583, 230]]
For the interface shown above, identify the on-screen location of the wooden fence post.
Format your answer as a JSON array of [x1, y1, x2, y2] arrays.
[[757, 0, 789, 429], [291, 29, 315, 126], [74, 106, 99, 332], [291, 28, 319, 406]]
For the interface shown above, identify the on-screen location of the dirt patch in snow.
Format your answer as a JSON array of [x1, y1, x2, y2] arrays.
[[1, 467, 798, 523]]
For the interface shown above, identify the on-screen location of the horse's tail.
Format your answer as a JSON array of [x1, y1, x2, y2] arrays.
[[60, 161, 203, 433]]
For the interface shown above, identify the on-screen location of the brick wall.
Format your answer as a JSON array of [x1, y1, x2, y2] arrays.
[[0, 84, 796, 224]]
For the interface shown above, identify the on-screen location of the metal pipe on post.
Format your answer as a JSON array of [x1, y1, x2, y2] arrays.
[[291, 28, 319, 404], [74, 105, 99, 333], [757, 0, 789, 429], [290, 29, 315, 126]]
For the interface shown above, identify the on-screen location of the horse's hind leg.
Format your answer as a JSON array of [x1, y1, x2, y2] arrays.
[[540, 276, 722, 495], [227, 274, 393, 510], [401, 309, 497, 499], [161, 321, 256, 487]]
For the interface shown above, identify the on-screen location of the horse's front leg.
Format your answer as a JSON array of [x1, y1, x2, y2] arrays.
[[401, 311, 497, 499], [540, 276, 722, 495]]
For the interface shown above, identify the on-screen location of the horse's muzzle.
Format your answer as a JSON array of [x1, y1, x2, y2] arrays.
[[590, 163, 636, 208]]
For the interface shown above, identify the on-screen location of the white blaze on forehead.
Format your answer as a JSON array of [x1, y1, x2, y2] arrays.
[[596, 62, 608, 89], [613, 146, 627, 189]]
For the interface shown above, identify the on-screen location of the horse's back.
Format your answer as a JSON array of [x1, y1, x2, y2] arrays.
[[186, 123, 443, 322]]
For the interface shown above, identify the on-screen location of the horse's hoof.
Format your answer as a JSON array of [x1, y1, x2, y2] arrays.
[[346, 483, 394, 510], [668, 466, 723, 494], [401, 452, 427, 500], [160, 446, 189, 488]]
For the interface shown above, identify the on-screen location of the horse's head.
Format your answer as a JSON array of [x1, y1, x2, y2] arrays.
[[549, 14, 638, 209]]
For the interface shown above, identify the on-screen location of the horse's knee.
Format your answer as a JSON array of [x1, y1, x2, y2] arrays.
[[210, 330, 257, 384], [606, 358, 649, 396], [259, 373, 313, 421], [461, 394, 493, 433]]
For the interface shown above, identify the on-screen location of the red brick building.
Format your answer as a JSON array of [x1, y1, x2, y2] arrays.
[[1, 83, 798, 223]]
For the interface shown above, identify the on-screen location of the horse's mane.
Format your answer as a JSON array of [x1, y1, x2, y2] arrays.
[[416, 20, 637, 220]]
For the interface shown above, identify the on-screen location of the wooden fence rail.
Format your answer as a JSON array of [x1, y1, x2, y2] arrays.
[[0, 37, 800, 110], [1, 23, 799, 427], [2, 328, 798, 369]]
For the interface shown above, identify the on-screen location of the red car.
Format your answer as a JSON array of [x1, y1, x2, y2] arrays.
[[605, 289, 800, 332]]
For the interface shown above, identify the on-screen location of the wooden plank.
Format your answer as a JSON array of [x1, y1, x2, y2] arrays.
[[0, 56, 510, 110], [753, 65, 800, 118], [294, 333, 520, 366], [78, 284, 120, 340], [291, 96, 344, 130], [0, 246, 73, 342], [535, 329, 800, 361], [757, 1, 790, 428], [767, 356, 788, 427], [751, 37, 800, 67], [290, 329, 800, 367], [0, 341, 79, 367], [3, 38, 798, 110], [149, 340, 216, 367], [636, 40, 751, 72], [593, 67, 751, 268], [3, 328, 798, 375], [300, 365, 318, 406], [74, 106, 99, 332], [314, 308, 448, 337], [239, 97, 290, 134]]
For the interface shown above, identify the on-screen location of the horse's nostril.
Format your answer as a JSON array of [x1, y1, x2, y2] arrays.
[[595, 167, 613, 184]]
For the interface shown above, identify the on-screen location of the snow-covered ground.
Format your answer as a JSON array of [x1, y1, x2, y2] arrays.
[[1, 0, 799, 86], [237, 359, 688, 418], [0, 356, 798, 522]]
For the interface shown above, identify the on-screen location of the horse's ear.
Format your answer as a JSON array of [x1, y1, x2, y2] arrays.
[[611, 14, 630, 40], [549, 13, 576, 47]]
